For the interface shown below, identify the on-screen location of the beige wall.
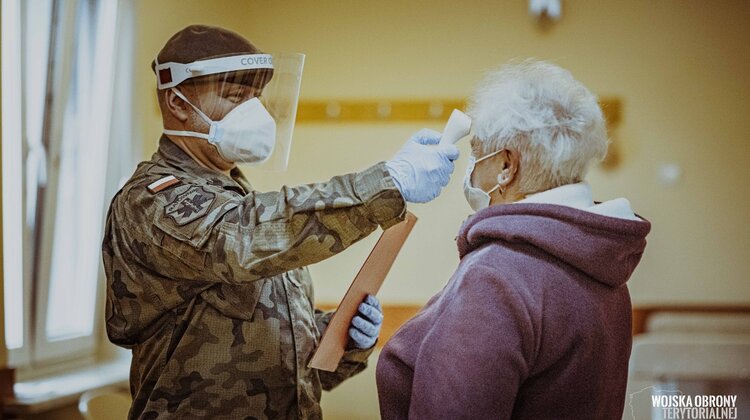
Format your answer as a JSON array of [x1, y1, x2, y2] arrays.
[[133, 0, 750, 306]]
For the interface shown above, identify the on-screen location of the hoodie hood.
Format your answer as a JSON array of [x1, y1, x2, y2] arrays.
[[457, 200, 651, 288]]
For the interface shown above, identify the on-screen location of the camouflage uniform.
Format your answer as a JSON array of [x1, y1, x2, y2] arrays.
[[102, 137, 406, 419]]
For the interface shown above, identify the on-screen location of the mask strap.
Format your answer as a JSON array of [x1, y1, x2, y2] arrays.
[[163, 88, 217, 141], [163, 128, 211, 141], [170, 87, 213, 125], [472, 149, 505, 195], [475, 148, 504, 164]]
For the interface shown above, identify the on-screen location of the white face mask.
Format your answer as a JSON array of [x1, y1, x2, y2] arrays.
[[163, 88, 277, 164], [463, 149, 504, 211]]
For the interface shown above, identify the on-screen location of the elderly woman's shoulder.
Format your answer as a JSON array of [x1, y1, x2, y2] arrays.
[[456, 252, 536, 296]]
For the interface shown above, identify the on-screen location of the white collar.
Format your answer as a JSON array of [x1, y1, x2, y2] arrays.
[[517, 182, 640, 221]]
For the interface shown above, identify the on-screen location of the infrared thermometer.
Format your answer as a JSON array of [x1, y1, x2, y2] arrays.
[[440, 109, 472, 145]]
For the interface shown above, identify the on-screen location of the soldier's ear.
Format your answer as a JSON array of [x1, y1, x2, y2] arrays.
[[164, 89, 190, 122]]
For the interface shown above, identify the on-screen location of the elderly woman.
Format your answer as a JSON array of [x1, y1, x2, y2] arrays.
[[376, 60, 651, 420]]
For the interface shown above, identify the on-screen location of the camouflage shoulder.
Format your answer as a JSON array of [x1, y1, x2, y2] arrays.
[[116, 160, 241, 248], [151, 181, 241, 248], [111, 163, 188, 230], [115, 160, 193, 210]]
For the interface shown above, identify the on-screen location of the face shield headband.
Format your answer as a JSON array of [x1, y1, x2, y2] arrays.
[[154, 54, 274, 90]]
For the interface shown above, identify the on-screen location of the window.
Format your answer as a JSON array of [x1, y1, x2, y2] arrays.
[[2, 0, 33, 368], [2, 0, 134, 368]]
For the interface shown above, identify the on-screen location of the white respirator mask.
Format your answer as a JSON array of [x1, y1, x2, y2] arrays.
[[463, 149, 504, 211], [163, 88, 277, 164]]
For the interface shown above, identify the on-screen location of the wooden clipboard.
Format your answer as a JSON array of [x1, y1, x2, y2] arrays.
[[308, 212, 418, 372]]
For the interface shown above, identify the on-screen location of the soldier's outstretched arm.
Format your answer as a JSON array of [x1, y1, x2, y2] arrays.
[[126, 163, 405, 284]]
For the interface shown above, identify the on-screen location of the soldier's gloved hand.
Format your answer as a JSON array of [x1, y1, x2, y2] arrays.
[[348, 295, 383, 349], [386, 129, 460, 203]]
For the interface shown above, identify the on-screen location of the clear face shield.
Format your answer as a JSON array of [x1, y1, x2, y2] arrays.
[[155, 53, 304, 171]]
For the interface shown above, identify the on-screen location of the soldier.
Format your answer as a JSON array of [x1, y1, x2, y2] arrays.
[[102, 25, 459, 419]]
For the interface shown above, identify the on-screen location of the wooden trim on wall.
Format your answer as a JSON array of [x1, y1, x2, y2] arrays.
[[319, 304, 750, 347], [296, 99, 466, 122], [296, 98, 621, 125]]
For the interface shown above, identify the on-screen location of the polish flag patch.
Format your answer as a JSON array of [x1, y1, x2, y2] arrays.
[[147, 175, 180, 193]]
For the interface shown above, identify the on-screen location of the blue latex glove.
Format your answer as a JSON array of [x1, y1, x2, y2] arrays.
[[348, 295, 383, 349], [386, 129, 460, 203]]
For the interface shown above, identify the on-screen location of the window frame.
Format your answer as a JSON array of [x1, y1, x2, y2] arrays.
[[3, 0, 130, 369], [2, 0, 34, 368]]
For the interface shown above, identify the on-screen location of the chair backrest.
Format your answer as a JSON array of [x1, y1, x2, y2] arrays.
[[629, 332, 750, 379], [646, 312, 750, 335], [78, 388, 131, 420], [624, 312, 750, 420]]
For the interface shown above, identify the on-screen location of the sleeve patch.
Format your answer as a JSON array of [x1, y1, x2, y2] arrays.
[[165, 186, 216, 226], [147, 175, 180, 193]]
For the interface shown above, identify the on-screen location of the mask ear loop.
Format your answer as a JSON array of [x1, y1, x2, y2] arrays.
[[475, 148, 506, 196], [495, 175, 506, 196], [475, 148, 504, 164], [487, 183, 502, 197], [170, 87, 213, 125], [163, 87, 221, 142]]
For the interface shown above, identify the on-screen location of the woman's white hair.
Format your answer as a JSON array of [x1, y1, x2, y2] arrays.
[[467, 59, 608, 193]]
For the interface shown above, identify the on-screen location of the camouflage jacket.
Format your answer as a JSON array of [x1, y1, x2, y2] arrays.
[[102, 137, 406, 419]]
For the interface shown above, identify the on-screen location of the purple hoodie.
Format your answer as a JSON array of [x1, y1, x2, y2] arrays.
[[376, 201, 650, 419]]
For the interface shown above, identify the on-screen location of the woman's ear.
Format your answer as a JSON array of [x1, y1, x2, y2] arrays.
[[164, 89, 190, 122], [496, 149, 519, 187]]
